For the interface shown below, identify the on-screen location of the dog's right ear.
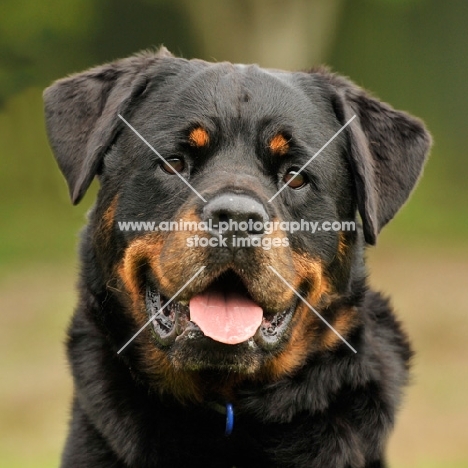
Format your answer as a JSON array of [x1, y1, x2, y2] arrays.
[[43, 47, 174, 204]]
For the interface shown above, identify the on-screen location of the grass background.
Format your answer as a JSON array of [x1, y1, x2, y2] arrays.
[[1, 236, 467, 467]]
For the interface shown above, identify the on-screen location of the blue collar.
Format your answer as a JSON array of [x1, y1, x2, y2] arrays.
[[207, 402, 234, 436]]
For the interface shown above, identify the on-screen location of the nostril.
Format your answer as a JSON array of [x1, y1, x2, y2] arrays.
[[247, 217, 265, 235], [218, 212, 229, 224]]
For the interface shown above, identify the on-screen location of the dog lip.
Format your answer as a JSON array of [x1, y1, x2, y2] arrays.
[[254, 301, 296, 349], [144, 274, 297, 348], [145, 285, 184, 346]]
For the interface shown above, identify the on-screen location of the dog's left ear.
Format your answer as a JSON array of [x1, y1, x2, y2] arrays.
[[44, 47, 174, 204], [313, 69, 432, 245]]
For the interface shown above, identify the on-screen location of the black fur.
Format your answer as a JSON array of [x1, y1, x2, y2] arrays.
[[44, 48, 430, 468]]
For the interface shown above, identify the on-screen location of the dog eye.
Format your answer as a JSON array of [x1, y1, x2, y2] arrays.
[[283, 168, 307, 189], [161, 158, 185, 175]]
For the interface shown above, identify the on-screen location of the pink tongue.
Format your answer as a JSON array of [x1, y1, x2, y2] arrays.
[[189, 289, 263, 345]]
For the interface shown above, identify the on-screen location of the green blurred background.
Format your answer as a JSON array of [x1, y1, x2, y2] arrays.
[[1, 0, 467, 467]]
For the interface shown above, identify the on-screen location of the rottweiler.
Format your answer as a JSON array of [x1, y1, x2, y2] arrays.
[[44, 47, 431, 467]]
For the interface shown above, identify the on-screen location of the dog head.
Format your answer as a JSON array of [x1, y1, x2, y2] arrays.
[[44, 48, 430, 400]]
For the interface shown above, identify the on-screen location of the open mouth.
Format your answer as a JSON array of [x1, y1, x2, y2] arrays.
[[145, 270, 295, 349]]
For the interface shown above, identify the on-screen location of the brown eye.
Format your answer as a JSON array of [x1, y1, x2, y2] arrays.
[[161, 157, 185, 175], [283, 169, 307, 189]]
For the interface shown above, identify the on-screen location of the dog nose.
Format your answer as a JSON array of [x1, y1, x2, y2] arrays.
[[202, 193, 269, 237]]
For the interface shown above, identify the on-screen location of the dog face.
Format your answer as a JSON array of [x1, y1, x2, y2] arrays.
[[44, 48, 430, 399]]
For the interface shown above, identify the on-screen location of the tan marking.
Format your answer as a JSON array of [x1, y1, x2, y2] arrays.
[[261, 301, 314, 380], [189, 127, 210, 148], [260, 252, 332, 380], [117, 234, 203, 402], [94, 195, 119, 249], [337, 231, 348, 258], [291, 251, 330, 304], [102, 196, 118, 231], [118, 235, 163, 298], [116, 230, 247, 402], [269, 133, 290, 155], [319, 306, 360, 351], [144, 345, 204, 402], [242, 224, 296, 312]]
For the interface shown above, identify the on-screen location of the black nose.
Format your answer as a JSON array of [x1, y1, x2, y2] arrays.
[[202, 193, 269, 237]]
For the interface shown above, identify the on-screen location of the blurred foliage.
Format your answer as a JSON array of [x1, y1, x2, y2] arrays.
[[330, 0, 468, 245], [0, 0, 199, 103], [0, 0, 95, 102], [0, 0, 465, 270]]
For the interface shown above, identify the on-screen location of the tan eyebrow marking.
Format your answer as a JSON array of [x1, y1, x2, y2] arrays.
[[188, 127, 210, 148], [269, 133, 290, 155]]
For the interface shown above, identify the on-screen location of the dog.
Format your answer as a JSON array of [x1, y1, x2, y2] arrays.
[[44, 47, 431, 467]]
